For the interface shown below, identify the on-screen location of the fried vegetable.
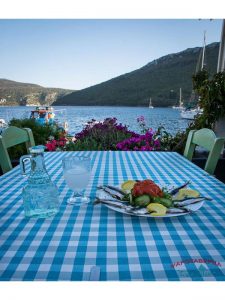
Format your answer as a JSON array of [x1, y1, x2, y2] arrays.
[[147, 203, 167, 216], [133, 194, 151, 207]]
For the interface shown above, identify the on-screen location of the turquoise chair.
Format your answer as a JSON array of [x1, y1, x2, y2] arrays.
[[184, 128, 225, 175], [0, 126, 35, 174]]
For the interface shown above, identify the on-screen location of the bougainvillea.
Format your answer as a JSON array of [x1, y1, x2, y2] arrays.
[[45, 134, 68, 151], [116, 129, 161, 151], [45, 116, 174, 152]]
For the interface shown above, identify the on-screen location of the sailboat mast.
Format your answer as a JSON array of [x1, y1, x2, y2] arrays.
[[179, 88, 182, 106], [201, 30, 206, 70]]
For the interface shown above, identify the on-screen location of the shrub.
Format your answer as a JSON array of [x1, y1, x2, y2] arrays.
[[136, 117, 177, 151], [67, 118, 137, 151], [193, 71, 225, 125], [44, 117, 179, 152], [116, 129, 160, 151], [9, 118, 63, 144], [8, 118, 64, 159], [172, 70, 225, 153]]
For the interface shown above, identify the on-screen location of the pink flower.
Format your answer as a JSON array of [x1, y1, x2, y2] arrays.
[[137, 115, 145, 122], [45, 142, 56, 151]]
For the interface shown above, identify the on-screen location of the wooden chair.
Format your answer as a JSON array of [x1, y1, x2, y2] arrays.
[[0, 126, 35, 174], [184, 128, 225, 175]]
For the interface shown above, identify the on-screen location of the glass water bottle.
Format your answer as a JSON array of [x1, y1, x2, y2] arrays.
[[20, 145, 59, 218]]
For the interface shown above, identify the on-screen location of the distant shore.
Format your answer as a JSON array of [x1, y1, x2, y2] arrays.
[[0, 104, 175, 108]]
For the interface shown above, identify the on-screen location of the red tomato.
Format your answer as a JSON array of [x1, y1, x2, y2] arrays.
[[132, 180, 163, 198]]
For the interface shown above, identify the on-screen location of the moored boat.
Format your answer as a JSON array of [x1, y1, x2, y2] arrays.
[[30, 106, 55, 125], [180, 107, 203, 120], [149, 97, 154, 109], [0, 118, 7, 128], [181, 31, 206, 120], [30, 106, 68, 131], [172, 88, 184, 110], [0, 118, 7, 134]]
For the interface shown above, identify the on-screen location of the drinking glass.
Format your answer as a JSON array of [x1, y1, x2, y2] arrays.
[[62, 156, 91, 206]]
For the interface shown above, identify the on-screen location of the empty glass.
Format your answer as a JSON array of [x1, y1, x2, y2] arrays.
[[62, 156, 91, 206]]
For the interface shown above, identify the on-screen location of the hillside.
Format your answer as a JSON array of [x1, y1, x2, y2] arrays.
[[55, 42, 219, 107], [0, 79, 74, 106]]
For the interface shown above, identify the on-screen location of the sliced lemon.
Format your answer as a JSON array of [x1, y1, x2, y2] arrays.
[[121, 180, 136, 191], [174, 188, 200, 201], [147, 203, 167, 216]]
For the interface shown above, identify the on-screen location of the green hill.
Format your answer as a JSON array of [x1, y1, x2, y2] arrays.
[[0, 79, 74, 106], [55, 42, 219, 107]]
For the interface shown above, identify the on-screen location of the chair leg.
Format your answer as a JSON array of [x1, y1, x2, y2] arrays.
[[205, 138, 225, 175], [183, 130, 196, 161], [24, 128, 35, 151]]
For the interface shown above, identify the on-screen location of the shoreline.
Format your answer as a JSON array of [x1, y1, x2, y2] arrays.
[[0, 105, 177, 108]]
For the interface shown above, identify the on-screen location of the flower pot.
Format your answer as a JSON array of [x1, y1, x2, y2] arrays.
[[214, 117, 225, 138]]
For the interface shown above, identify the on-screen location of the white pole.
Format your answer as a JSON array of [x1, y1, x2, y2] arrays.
[[217, 19, 225, 73], [179, 88, 182, 106], [201, 31, 206, 70]]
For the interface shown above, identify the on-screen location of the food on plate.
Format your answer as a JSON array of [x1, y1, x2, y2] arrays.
[[121, 180, 136, 191], [174, 188, 200, 201], [132, 180, 163, 198], [124, 179, 172, 208], [121, 179, 201, 215], [97, 179, 205, 217], [151, 196, 173, 208], [133, 194, 151, 207], [147, 203, 167, 216]]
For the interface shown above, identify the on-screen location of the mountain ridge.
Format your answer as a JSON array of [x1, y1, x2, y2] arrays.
[[55, 42, 219, 107], [0, 42, 220, 107], [0, 79, 74, 106]]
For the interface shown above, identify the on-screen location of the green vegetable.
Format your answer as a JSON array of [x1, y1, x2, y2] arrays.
[[129, 193, 134, 205], [161, 189, 172, 199], [134, 195, 151, 207], [122, 193, 130, 202], [152, 197, 173, 208]]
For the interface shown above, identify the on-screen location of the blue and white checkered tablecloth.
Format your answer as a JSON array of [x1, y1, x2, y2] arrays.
[[1, 151, 225, 281]]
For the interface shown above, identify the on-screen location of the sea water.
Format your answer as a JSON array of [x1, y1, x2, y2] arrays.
[[0, 106, 191, 135]]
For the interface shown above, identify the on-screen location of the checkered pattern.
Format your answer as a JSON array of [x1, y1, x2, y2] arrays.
[[1, 151, 225, 281]]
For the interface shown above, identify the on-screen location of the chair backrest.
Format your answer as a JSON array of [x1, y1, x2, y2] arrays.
[[183, 128, 225, 175], [0, 126, 35, 174]]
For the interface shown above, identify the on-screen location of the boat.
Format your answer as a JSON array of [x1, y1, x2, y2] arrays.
[[0, 118, 7, 128], [0, 98, 6, 104], [30, 106, 55, 125], [181, 31, 206, 120], [180, 107, 203, 120], [172, 88, 184, 110], [0, 118, 7, 134], [30, 106, 69, 131], [149, 97, 154, 109]]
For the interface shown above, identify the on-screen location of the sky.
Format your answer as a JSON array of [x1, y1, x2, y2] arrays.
[[0, 19, 223, 90]]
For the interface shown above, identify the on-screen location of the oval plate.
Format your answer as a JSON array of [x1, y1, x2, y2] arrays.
[[97, 186, 204, 218]]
